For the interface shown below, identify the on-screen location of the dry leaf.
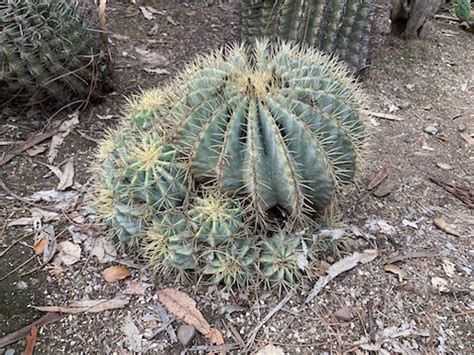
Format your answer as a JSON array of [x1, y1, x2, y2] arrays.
[[33, 238, 49, 255], [33, 298, 129, 314], [124, 280, 152, 295], [436, 162, 453, 170], [56, 241, 81, 265], [368, 165, 390, 190], [384, 264, 407, 282], [47, 114, 79, 163], [122, 319, 143, 352], [442, 259, 456, 278], [433, 217, 460, 237], [157, 288, 211, 334], [206, 328, 224, 345], [256, 344, 285, 355], [306, 250, 378, 303], [431, 277, 449, 291], [26, 145, 46, 157], [139, 6, 155, 20], [102, 265, 131, 283], [90, 237, 117, 263], [57, 158, 74, 191]]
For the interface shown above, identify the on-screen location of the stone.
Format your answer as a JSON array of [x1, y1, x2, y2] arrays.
[[16, 281, 28, 290], [334, 306, 352, 322], [373, 179, 396, 197], [177, 324, 196, 347], [424, 126, 438, 135]]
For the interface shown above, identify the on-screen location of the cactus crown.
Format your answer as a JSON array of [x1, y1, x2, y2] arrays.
[[170, 40, 365, 227]]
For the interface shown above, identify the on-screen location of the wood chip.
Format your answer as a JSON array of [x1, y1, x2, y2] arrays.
[[433, 217, 461, 237], [384, 264, 407, 282], [368, 165, 390, 190]]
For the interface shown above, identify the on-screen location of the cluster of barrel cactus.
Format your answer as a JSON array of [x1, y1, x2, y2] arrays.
[[94, 40, 366, 291], [0, 0, 106, 107], [240, 0, 374, 72]]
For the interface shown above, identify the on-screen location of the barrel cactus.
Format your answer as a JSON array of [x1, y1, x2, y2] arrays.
[[0, 0, 106, 107], [240, 0, 374, 71], [171, 40, 365, 227], [455, 0, 471, 21], [92, 40, 366, 291]]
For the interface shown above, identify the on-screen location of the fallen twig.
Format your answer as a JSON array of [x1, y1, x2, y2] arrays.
[[384, 251, 438, 265], [361, 110, 404, 121], [153, 303, 177, 343], [429, 176, 474, 208], [244, 290, 295, 351], [0, 178, 69, 213], [24, 325, 38, 355], [0, 312, 63, 348], [0, 128, 60, 167], [188, 343, 240, 352]]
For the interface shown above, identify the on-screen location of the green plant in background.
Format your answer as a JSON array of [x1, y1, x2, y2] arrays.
[[240, 0, 374, 72], [0, 0, 106, 107], [455, 0, 472, 21], [93, 40, 366, 291], [171, 40, 365, 227]]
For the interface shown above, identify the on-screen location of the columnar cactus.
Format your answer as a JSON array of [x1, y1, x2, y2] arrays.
[[171, 40, 365, 226], [240, 0, 374, 71], [0, 0, 106, 106]]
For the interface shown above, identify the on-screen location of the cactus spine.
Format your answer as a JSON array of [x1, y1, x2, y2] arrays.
[[241, 0, 373, 72]]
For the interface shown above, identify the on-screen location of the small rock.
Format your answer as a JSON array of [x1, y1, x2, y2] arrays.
[[177, 324, 196, 347], [458, 123, 466, 132], [424, 126, 438, 135], [334, 306, 352, 322], [5, 349, 15, 355], [373, 179, 395, 197], [30, 278, 39, 286], [16, 281, 28, 290]]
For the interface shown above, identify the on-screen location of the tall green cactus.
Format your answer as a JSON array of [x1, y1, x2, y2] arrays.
[[455, 0, 471, 21], [0, 0, 106, 106], [170, 40, 365, 226], [241, 0, 373, 72]]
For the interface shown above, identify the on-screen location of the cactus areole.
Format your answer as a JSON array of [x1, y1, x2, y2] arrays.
[[171, 40, 366, 225]]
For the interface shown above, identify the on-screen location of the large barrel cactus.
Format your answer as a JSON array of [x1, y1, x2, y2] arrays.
[[93, 40, 366, 291], [240, 0, 374, 72], [0, 0, 106, 107], [170, 40, 365, 226]]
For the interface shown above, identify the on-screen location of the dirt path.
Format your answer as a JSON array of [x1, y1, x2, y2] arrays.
[[1, 0, 472, 353]]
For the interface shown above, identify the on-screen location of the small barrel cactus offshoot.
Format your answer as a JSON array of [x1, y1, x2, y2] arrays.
[[143, 213, 196, 278], [93, 92, 187, 245], [203, 238, 259, 289], [0, 0, 106, 107], [260, 231, 313, 290], [240, 0, 374, 71], [189, 195, 245, 247], [171, 40, 365, 227]]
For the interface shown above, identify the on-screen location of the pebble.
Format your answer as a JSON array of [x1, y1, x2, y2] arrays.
[[334, 306, 352, 322], [5, 349, 15, 355], [177, 324, 195, 347], [16, 281, 28, 290], [424, 126, 438, 135], [458, 123, 466, 132]]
